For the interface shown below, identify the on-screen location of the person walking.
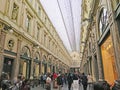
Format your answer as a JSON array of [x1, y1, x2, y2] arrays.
[[81, 73, 88, 90], [53, 72, 58, 88], [87, 73, 93, 90], [57, 74, 63, 90], [72, 72, 79, 90], [67, 73, 73, 90], [43, 74, 47, 88], [46, 74, 52, 90], [40, 73, 44, 88]]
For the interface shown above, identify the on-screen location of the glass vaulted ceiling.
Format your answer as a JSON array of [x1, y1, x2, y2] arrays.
[[40, 0, 81, 53]]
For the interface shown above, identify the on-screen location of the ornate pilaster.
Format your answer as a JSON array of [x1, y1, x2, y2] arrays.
[[30, 46, 35, 79], [96, 45, 104, 81], [12, 37, 22, 79], [0, 29, 6, 76]]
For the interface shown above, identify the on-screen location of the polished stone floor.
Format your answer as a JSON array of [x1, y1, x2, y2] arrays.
[[31, 83, 93, 90]]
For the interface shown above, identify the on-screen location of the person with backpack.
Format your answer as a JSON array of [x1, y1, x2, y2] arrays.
[[81, 73, 88, 90], [40, 73, 46, 88]]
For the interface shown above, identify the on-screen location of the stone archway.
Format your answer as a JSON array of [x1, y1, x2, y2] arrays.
[[19, 46, 31, 79], [33, 52, 40, 77]]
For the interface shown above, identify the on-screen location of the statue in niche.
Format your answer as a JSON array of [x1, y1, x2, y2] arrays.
[[11, 3, 19, 21]]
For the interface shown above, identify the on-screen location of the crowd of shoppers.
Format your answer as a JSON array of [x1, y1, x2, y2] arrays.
[[0, 71, 120, 90], [0, 72, 30, 90]]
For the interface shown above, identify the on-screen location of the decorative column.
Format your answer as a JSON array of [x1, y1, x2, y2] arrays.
[[92, 55, 96, 81], [30, 46, 35, 79], [96, 45, 104, 81], [12, 37, 22, 79], [40, 60, 42, 74], [46, 61, 48, 73], [0, 27, 6, 76]]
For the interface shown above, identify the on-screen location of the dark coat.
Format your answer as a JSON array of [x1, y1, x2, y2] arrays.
[[81, 75, 88, 85], [67, 75, 73, 84], [57, 76, 63, 85], [94, 81, 110, 90], [73, 74, 78, 80]]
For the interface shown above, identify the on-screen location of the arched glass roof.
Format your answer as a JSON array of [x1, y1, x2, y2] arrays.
[[40, 0, 81, 53]]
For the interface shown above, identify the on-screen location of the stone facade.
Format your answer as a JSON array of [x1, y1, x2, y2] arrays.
[[80, 0, 120, 85], [0, 0, 72, 80]]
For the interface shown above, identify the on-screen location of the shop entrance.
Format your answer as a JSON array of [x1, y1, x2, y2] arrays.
[[3, 57, 14, 78], [101, 35, 118, 84], [19, 60, 31, 79]]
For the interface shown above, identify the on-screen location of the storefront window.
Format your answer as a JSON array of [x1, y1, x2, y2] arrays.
[[3, 58, 14, 78], [101, 35, 118, 84], [20, 46, 31, 79]]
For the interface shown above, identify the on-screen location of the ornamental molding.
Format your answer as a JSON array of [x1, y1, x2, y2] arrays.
[[7, 39, 15, 51]]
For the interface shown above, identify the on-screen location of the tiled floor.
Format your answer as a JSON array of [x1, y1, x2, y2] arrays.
[[30, 83, 92, 90], [31, 81, 94, 90]]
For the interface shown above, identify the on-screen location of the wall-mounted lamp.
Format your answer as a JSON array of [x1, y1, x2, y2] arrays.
[[3, 25, 13, 33]]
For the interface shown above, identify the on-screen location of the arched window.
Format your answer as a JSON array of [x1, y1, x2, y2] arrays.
[[21, 46, 31, 57], [34, 52, 40, 63], [34, 52, 40, 60], [99, 8, 108, 36]]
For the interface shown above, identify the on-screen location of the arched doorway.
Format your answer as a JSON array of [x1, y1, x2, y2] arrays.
[[33, 52, 40, 77], [19, 46, 31, 79]]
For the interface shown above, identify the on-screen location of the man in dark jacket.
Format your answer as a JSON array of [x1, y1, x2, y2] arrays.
[[67, 73, 73, 90], [81, 73, 88, 90], [57, 74, 63, 90]]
